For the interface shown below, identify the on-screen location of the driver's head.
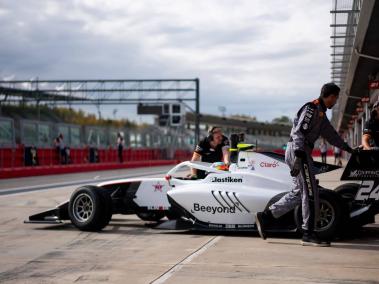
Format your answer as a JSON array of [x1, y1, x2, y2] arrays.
[[320, 82, 340, 109]]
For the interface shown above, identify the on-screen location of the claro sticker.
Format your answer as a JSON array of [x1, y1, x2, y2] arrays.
[[260, 161, 279, 168]]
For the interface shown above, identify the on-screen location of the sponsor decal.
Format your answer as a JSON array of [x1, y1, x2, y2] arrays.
[[211, 176, 243, 183], [206, 224, 254, 229], [208, 224, 223, 228], [148, 206, 169, 210], [349, 170, 379, 179], [303, 163, 313, 196], [260, 161, 279, 168], [152, 182, 164, 192], [237, 224, 254, 228], [193, 203, 236, 214], [302, 106, 314, 131], [355, 181, 379, 201]]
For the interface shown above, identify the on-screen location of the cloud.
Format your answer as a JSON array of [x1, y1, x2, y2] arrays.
[[0, 0, 332, 121]]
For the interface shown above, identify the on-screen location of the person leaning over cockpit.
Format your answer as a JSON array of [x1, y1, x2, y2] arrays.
[[189, 126, 230, 179]]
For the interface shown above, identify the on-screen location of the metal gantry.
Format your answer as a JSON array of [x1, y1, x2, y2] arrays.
[[0, 79, 201, 142], [329, 0, 379, 147], [330, 0, 362, 87]]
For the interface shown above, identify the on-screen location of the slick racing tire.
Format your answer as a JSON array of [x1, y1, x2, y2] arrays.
[[136, 211, 166, 222], [69, 185, 112, 231], [334, 183, 360, 206], [295, 189, 345, 240]]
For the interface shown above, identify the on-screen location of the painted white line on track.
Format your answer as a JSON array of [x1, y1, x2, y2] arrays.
[[150, 236, 222, 284]]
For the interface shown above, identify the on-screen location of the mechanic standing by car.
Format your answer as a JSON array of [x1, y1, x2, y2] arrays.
[[255, 82, 354, 246], [190, 126, 230, 179], [362, 100, 379, 150]]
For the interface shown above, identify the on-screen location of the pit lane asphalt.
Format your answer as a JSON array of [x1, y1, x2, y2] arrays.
[[0, 162, 378, 284]]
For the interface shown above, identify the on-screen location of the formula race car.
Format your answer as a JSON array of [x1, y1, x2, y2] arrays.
[[26, 142, 379, 240]]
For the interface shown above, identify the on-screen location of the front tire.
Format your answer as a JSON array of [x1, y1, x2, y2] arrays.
[[69, 185, 112, 231]]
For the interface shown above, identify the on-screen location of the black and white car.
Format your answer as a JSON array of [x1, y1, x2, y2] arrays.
[[26, 145, 379, 240]]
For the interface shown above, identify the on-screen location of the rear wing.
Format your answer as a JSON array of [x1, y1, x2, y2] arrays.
[[341, 150, 379, 180]]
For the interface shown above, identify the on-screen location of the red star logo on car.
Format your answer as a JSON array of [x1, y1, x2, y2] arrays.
[[152, 182, 164, 192]]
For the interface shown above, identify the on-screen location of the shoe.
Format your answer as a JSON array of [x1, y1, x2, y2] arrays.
[[255, 211, 268, 240], [301, 232, 330, 247]]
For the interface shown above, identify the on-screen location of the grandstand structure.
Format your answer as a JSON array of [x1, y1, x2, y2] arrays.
[[330, 0, 379, 146], [0, 105, 194, 169], [0, 107, 291, 170], [0, 104, 290, 151]]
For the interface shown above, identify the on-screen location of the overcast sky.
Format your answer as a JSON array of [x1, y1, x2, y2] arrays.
[[0, 0, 333, 122]]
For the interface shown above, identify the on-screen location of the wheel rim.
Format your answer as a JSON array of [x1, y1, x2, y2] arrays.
[[316, 200, 335, 231], [72, 193, 94, 222]]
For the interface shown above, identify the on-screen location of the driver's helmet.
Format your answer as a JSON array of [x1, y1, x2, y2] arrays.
[[211, 162, 229, 171]]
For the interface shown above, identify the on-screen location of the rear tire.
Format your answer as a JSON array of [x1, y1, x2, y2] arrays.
[[334, 183, 360, 206], [295, 189, 345, 240], [69, 185, 112, 231], [335, 182, 375, 231]]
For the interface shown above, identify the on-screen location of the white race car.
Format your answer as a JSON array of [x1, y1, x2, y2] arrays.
[[26, 144, 379, 240]]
